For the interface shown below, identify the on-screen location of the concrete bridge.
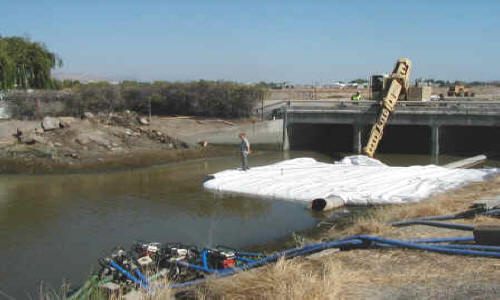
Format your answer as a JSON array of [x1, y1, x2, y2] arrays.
[[279, 100, 500, 159]]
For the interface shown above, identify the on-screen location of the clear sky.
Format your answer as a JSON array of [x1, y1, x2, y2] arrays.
[[1, 0, 499, 83]]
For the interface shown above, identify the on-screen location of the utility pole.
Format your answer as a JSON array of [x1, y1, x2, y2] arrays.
[[148, 96, 152, 120], [261, 95, 264, 121]]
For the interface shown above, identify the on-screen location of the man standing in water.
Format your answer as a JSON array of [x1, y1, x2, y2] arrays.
[[239, 132, 251, 170]]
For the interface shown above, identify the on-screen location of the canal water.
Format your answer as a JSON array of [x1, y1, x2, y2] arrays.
[[0, 150, 498, 298]]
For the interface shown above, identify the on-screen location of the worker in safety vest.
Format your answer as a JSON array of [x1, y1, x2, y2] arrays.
[[351, 91, 363, 101]]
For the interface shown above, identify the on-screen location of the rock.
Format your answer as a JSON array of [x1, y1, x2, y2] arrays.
[[65, 153, 79, 159], [19, 134, 35, 144], [124, 129, 133, 136], [32, 135, 45, 144], [34, 127, 44, 135], [59, 117, 76, 128], [54, 142, 63, 147], [75, 134, 91, 145], [41, 117, 60, 131], [83, 112, 94, 119], [137, 117, 149, 125], [18, 133, 44, 144]]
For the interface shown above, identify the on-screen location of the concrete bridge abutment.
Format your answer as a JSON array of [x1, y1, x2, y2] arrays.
[[281, 100, 500, 158]]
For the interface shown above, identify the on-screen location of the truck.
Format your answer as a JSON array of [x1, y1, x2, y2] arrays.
[[447, 85, 475, 97]]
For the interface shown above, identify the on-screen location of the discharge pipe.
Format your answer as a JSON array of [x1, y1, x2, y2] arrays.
[[310, 195, 344, 211]]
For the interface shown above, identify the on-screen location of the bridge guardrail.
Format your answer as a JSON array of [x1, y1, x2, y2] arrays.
[[256, 99, 500, 119]]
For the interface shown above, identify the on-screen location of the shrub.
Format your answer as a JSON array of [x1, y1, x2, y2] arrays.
[[4, 80, 267, 119]]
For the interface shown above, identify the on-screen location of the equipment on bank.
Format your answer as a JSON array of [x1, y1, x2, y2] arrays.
[[447, 84, 475, 97], [363, 58, 412, 157]]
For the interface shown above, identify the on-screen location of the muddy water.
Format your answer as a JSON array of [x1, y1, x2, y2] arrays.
[[0, 151, 497, 298], [0, 151, 330, 298]]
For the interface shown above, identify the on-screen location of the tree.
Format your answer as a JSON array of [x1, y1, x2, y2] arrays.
[[349, 78, 368, 84], [0, 36, 62, 90]]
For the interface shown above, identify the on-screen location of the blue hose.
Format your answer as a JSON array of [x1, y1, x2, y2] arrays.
[[391, 208, 499, 225], [356, 235, 500, 258], [134, 269, 150, 285], [162, 234, 500, 291], [438, 244, 500, 252], [235, 251, 266, 258], [109, 261, 151, 292], [406, 236, 474, 243], [166, 239, 361, 289], [202, 250, 208, 269], [483, 209, 500, 216], [175, 260, 215, 274], [236, 256, 256, 263], [392, 221, 474, 231]]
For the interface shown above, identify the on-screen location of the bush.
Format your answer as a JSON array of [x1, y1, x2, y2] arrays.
[[5, 80, 267, 119]]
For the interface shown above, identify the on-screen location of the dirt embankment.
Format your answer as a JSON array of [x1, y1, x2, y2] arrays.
[[0, 113, 249, 173]]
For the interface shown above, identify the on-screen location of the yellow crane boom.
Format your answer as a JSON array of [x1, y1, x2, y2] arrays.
[[363, 58, 412, 157]]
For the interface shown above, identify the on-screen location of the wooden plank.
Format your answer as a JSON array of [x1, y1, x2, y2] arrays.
[[442, 155, 487, 169]]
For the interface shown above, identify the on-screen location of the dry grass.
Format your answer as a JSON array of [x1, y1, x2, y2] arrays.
[[339, 175, 500, 238], [193, 175, 500, 299], [197, 258, 344, 300]]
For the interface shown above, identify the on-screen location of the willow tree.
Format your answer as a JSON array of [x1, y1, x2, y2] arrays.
[[0, 36, 62, 90]]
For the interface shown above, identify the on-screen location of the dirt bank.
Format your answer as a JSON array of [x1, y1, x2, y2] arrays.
[[192, 176, 500, 299], [0, 113, 251, 173]]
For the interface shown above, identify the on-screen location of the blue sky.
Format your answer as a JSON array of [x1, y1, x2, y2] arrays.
[[1, 1, 499, 82]]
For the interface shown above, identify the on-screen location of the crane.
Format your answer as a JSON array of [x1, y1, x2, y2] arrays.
[[362, 58, 412, 157]]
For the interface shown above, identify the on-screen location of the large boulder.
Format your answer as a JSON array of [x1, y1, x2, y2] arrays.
[[41, 117, 60, 131], [19, 133, 44, 144], [15, 127, 44, 144]]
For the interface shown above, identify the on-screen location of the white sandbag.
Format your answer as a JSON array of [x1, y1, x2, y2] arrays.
[[203, 156, 499, 210]]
